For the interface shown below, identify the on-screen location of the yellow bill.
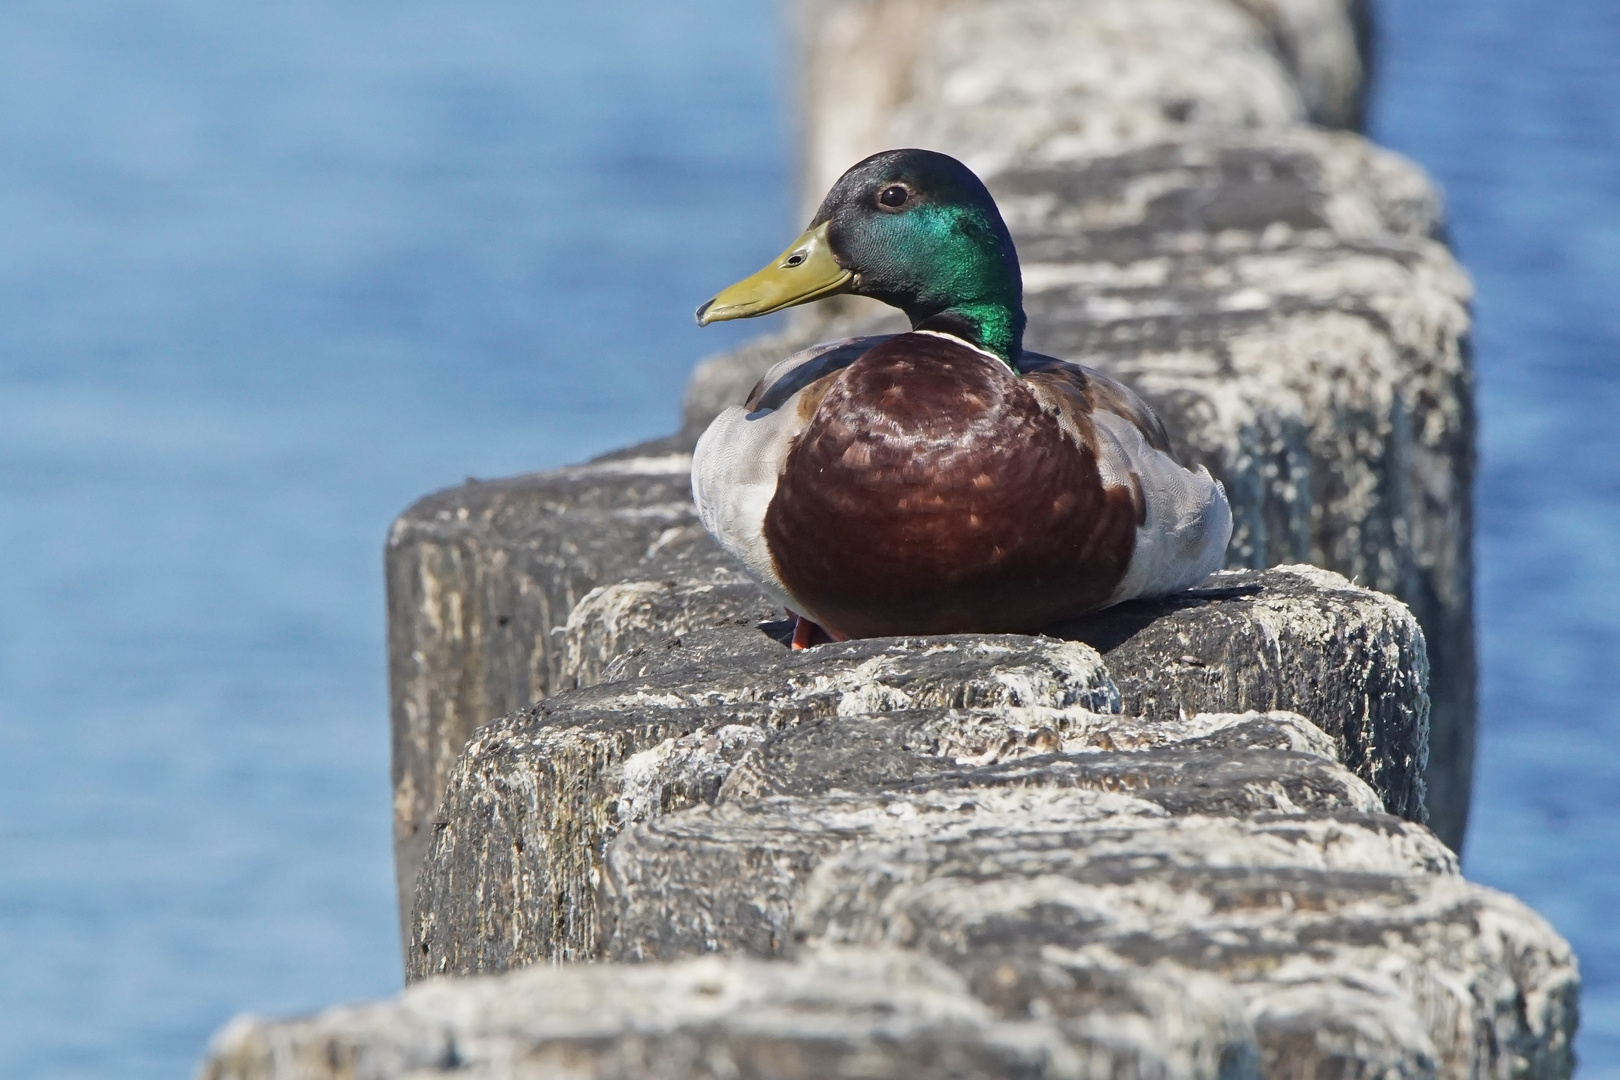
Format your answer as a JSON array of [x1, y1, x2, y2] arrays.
[[695, 221, 854, 325]]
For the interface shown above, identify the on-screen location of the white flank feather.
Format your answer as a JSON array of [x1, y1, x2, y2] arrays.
[[1090, 410, 1232, 604]]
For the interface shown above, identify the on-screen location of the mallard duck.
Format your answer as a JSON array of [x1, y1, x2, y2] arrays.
[[693, 148, 1231, 648]]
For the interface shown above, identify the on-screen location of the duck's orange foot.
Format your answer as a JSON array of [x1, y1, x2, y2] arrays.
[[790, 614, 848, 650]]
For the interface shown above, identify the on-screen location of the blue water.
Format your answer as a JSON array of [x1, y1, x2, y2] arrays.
[[0, 3, 784, 1076], [1373, 0, 1620, 1072], [0, 2, 1614, 1077]]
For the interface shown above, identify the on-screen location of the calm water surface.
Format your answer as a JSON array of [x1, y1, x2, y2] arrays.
[[0, 4, 784, 1076], [0, 1, 1614, 1076], [1374, 0, 1620, 1071]]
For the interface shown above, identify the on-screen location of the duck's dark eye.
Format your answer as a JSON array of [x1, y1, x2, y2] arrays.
[[878, 185, 909, 208]]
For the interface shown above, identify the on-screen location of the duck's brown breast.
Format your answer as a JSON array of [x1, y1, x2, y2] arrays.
[[763, 332, 1139, 637]]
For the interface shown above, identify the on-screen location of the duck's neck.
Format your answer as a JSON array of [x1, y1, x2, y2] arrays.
[[914, 301, 1024, 367], [858, 201, 1026, 366]]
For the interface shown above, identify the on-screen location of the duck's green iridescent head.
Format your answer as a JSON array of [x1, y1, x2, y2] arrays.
[[696, 148, 1025, 365]]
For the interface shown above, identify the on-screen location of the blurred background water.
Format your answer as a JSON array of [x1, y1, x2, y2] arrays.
[[0, 1, 1612, 1076], [1371, 0, 1620, 1071], [0, 3, 786, 1076]]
